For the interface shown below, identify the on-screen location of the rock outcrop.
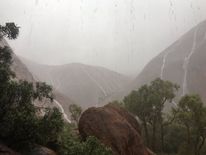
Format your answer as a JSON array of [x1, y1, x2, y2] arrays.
[[78, 103, 153, 155]]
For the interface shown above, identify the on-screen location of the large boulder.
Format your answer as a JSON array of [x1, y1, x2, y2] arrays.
[[78, 103, 153, 155]]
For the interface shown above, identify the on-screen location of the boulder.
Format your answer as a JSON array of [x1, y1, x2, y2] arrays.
[[78, 103, 153, 155]]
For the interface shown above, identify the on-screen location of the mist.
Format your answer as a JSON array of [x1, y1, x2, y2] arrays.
[[0, 0, 206, 76]]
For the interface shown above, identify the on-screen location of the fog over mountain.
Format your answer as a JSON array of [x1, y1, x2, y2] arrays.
[[20, 57, 131, 108], [1, 0, 206, 76]]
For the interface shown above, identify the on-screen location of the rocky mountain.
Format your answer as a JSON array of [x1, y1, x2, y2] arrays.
[[20, 58, 131, 108], [0, 38, 74, 122], [132, 20, 206, 101]]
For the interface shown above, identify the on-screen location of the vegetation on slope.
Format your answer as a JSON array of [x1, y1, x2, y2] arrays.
[[0, 23, 112, 155]]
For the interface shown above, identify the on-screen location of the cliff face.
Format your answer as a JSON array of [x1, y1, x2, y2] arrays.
[[79, 104, 153, 155], [131, 20, 206, 101]]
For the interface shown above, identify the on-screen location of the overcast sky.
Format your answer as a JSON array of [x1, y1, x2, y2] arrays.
[[0, 0, 206, 76]]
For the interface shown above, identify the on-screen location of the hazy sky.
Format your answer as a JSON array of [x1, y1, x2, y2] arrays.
[[0, 0, 206, 76]]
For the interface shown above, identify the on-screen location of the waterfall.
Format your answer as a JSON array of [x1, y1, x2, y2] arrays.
[[54, 100, 71, 123], [182, 29, 198, 96], [172, 101, 177, 107], [81, 67, 108, 107], [81, 67, 107, 97], [160, 51, 178, 107], [33, 70, 70, 123], [160, 52, 169, 79]]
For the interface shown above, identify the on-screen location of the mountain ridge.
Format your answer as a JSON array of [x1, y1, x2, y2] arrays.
[[20, 56, 132, 108]]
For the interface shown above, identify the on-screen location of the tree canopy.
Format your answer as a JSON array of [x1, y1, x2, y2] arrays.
[[124, 78, 206, 155], [69, 103, 82, 125], [124, 78, 179, 151], [0, 22, 19, 40]]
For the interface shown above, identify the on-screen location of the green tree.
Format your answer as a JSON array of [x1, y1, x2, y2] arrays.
[[69, 104, 82, 125], [0, 22, 19, 39], [124, 85, 152, 147], [124, 78, 179, 152], [37, 107, 64, 148], [163, 123, 185, 154], [0, 46, 15, 119], [0, 24, 64, 152], [58, 133, 112, 155], [149, 78, 179, 151], [53, 122, 112, 155], [173, 94, 206, 155], [81, 136, 112, 155]]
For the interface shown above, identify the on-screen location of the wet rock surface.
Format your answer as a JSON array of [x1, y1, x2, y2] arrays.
[[79, 103, 153, 155]]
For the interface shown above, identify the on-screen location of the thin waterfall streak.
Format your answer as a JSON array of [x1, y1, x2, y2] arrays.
[[34, 73, 70, 123], [160, 52, 169, 79], [81, 67, 107, 97], [182, 29, 198, 96], [54, 100, 71, 123], [160, 51, 177, 107], [172, 101, 178, 107]]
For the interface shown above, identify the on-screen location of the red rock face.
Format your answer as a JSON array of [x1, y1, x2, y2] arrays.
[[78, 104, 153, 155]]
